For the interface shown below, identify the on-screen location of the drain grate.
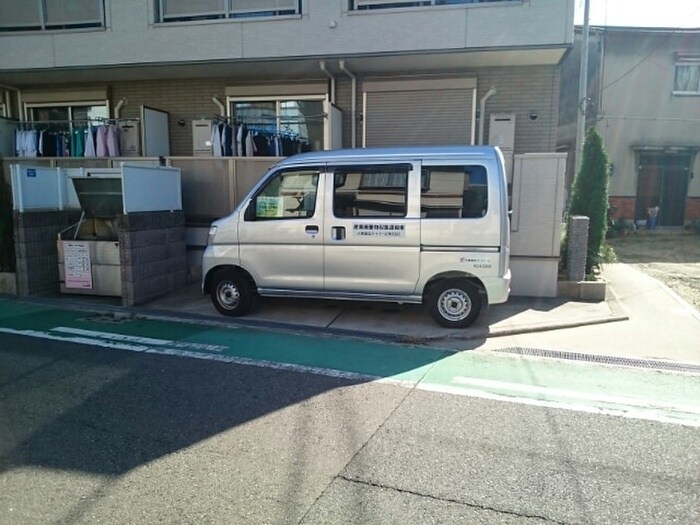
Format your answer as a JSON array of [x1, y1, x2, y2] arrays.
[[493, 347, 700, 375], [79, 313, 134, 325]]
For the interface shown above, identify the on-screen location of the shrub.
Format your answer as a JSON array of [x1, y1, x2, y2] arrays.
[[567, 128, 610, 273], [0, 175, 15, 272]]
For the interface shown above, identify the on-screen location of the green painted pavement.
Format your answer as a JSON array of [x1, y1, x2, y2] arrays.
[[1, 298, 699, 425]]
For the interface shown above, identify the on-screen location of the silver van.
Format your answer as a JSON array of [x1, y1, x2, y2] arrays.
[[202, 146, 510, 328]]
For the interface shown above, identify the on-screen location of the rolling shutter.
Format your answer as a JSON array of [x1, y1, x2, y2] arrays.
[[363, 78, 476, 147]]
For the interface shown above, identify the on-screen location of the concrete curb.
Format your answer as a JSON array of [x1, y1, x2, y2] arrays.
[[0, 292, 629, 348]]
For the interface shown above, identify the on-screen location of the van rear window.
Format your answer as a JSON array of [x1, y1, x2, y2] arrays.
[[333, 165, 408, 218], [420, 165, 488, 218]]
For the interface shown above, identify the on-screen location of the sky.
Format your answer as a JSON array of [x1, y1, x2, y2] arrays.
[[574, 0, 700, 28]]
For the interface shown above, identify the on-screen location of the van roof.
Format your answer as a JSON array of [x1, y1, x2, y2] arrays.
[[274, 146, 501, 167]]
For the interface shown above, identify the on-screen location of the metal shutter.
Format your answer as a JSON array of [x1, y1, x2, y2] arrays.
[[365, 89, 473, 147]]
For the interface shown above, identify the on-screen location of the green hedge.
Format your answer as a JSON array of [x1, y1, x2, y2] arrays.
[[0, 175, 15, 272]]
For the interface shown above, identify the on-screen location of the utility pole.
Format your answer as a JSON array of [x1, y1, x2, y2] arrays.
[[575, 0, 591, 174]]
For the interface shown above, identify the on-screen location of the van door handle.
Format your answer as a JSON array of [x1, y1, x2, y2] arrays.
[[305, 225, 319, 235], [331, 226, 346, 241]]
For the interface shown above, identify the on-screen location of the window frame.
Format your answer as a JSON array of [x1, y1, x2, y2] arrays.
[[673, 59, 700, 96], [0, 0, 105, 33], [155, 0, 302, 23], [24, 100, 110, 131], [333, 164, 410, 219], [420, 165, 489, 219], [228, 94, 328, 155], [349, 0, 519, 12], [245, 168, 320, 222]]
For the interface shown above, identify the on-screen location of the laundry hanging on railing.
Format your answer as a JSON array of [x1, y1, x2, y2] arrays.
[[209, 116, 315, 157], [13, 119, 138, 158]]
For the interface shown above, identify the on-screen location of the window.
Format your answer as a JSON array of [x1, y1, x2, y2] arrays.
[[0, 0, 104, 32], [333, 165, 409, 218], [674, 59, 700, 95], [230, 98, 325, 156], [248, 169, 319, 220], [27, 103, 109, 132], [420, 166, 488, 218], [350, 0, 515, 11], [156, 0, 301, 22]]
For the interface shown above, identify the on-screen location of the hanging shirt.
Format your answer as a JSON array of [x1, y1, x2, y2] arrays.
[[24, 131, 38, 157], [211, 122, 222, 157], [236, 125, 244, 157], [84, 127, 96, 157], [245, 130, 256, 157], [96, 126, 108, 156], [106, 125, 120, 157]]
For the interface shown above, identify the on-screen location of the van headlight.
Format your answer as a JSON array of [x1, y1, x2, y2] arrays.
[[207, 225, 218, 245]]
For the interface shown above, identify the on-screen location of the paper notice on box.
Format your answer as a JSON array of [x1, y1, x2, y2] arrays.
[[64, 241, 93, 289]]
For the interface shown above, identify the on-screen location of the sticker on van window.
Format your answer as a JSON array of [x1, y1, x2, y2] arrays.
[[353, 224, 406, 238]]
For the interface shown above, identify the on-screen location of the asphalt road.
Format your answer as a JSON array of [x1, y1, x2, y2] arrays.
[[1, 333, 699, 524]]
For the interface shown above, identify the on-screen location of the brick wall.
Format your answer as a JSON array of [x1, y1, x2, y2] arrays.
[[477, 65, 560, 153], [116, 211, 187, 306], [686, 198, 700, 222], [13, 210, 81, 295], [110, 65, 559, 156], [608, 197, 636, 221]]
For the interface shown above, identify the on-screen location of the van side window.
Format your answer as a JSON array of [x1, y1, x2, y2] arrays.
[[247, 169, 319, 220], [420, 165, 488, 218], [333, 165, 408, 218]]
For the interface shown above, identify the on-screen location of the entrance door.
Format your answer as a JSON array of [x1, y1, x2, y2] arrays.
[[636, 154, 690, 226]]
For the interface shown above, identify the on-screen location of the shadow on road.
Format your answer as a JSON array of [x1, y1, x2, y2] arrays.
[[0, 331, 443, 477]]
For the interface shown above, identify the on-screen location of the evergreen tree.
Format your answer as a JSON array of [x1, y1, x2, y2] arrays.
[[568, 127, 609, 274]]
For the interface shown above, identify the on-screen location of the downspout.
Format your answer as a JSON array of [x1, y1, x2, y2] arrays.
[[319, 60, 336, 104], [0, 82, 21, 119], [114, 98, 127, 119], [478, 87, 497, 145], [338, 60, 357, 148], [212, 96, 226, 116]]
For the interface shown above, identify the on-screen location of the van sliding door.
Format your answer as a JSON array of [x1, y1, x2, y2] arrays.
[[324, 163, 421, 294]]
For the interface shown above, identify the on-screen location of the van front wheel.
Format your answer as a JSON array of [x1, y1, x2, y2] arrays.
[[211, 269, 256, 317], [428, 279, 481, 328]]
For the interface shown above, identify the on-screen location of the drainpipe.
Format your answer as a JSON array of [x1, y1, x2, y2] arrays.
[[319, 60, 336, 104], [212, 96, 226, 116], [339, 60, 357, 148], [0, 82, 21, 119], [478, 87, 497, 145], [114, 98, 127, 119]]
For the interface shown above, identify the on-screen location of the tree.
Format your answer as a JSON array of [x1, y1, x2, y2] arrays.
[[568, 127, 609, 274]]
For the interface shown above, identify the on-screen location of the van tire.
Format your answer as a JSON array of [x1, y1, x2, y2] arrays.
[[211, 269, 256, 317], [428, 279, 481, 328]]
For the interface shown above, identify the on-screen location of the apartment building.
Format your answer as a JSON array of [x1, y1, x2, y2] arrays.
[[559, 26, 700, 226], [0, 0, 573, 160]]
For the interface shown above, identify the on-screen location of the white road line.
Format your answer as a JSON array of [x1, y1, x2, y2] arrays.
[[0, 327, 377, 382], [418, 383, 700, 428], [452, 376, 700, 414], [52, 326, 227, 353]]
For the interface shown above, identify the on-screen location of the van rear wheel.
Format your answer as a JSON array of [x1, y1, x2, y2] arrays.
[[211, 269, 256, 317], [428, 279, 481, 328]]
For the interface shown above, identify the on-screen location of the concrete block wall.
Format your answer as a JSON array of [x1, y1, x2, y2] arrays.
[[116, 211, 187, 306], [13, 210, 81, 296]]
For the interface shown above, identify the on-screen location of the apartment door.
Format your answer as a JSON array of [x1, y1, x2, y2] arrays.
[[636, 153, 690, 226]]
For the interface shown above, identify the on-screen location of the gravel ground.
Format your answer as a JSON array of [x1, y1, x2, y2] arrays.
[[607, 231, 700, 310]]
